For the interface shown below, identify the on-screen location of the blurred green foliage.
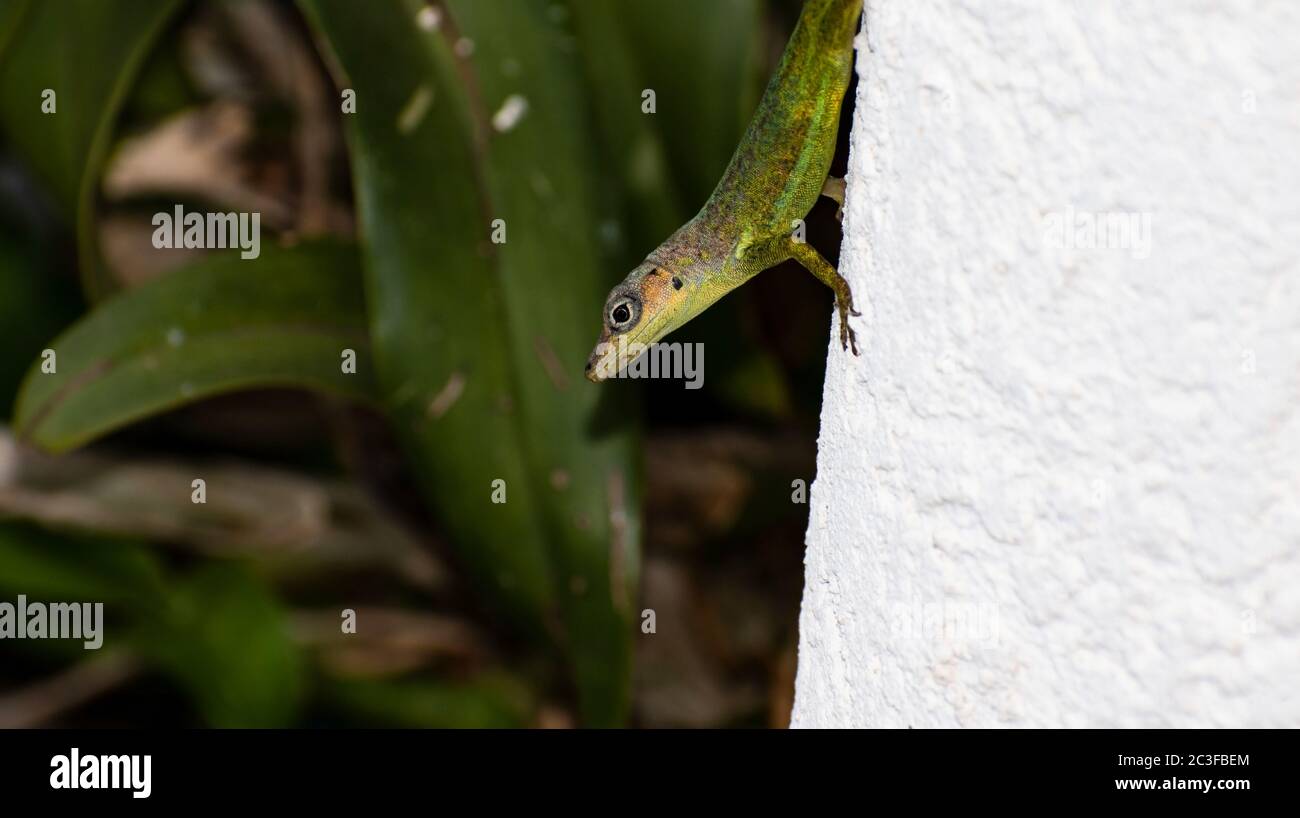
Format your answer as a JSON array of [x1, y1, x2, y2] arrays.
[[301, 0, 647, 725], [0, 0, 184, 299], [13, 241, 376, 452]]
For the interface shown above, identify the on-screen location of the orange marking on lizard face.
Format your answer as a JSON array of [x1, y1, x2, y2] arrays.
[[637, 267, 674, 314]]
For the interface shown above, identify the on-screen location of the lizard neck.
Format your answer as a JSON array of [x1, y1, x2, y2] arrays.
[[648, 217, 732, 279]]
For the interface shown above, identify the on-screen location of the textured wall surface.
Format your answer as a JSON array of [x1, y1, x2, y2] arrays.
[[792, 0, 1300, 727]]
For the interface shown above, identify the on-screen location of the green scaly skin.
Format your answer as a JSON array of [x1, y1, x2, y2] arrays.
[[586, 0, 863, 382]]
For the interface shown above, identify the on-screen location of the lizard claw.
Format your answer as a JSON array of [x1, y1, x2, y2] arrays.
[[838, 310, 860, 356]]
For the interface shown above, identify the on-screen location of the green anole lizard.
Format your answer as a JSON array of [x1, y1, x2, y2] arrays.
[[586, 0, 862, 382]]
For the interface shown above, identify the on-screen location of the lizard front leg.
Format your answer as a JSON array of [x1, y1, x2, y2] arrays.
[[788, 238, 861, 355]]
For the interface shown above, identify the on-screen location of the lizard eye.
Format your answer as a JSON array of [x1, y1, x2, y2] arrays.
[[608, 297, 639, 329]]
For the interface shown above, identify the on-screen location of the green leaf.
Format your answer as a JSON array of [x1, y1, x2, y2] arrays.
[[13, 241, 376, 453], [0, 521, 166, 609], [323, 675, 533, 729], [0, 525, 300, 726], [118, 31, 199, 128], [0, 0, 30, 63], [566, 0, 765, 260], [613, 0, 764, 208], [0, 0, 184, 299], [0, 230, 80, 408], [300, 0, 642, 724], [134, 564, 305, 727], [565, 0, 684, 259]]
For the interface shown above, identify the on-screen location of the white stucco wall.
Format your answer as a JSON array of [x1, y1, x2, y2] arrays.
[[792, 0, 1300, 727]]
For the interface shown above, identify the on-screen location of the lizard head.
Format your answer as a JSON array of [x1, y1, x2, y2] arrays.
[[585, 260, 690, 382]]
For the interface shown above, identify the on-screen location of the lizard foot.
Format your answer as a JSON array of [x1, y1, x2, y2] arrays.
[[838, 301, 860, 356], [834, 275, 860, 355], [839, 317, 860, 355]]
